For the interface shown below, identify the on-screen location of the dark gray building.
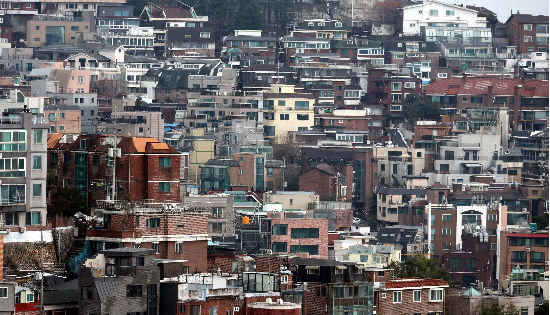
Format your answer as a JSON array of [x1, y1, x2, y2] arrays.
[[78, 248, 160, 315]]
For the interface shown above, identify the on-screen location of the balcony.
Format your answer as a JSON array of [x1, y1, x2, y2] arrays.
[[86, 229, 136, 239]]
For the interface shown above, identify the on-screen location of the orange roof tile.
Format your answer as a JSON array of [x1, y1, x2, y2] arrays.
[[130, 137, 159, 152], [151, 142, 169, 150], [47, 133, 63, 149]]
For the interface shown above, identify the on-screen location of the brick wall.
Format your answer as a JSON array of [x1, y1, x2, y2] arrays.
[[271, 218, 329, 259], [255, 255, 291, 273], [110, 213, 209, 237], [178, 297, 235, 315], [207, 256, 233, 273], [0, 235, 3, 280], [305, 283, 329, 315], [376, 288, 444, 315]]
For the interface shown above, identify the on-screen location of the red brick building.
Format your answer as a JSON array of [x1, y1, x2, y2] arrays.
[[299, 163, 353, 201], [48, 135, 182, 208], [87, 203, 210, 273], [375, 278, 449, 315], [271, 217, 329, 259], [499, 231, 549, 282], [507, 14, 549, 53]]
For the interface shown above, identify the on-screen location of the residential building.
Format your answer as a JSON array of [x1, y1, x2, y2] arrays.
[[377, 188, 427, 225], [445, 290, 536, 315], [375, 278, 449, 315], [104, 26, 156, 57], [510, 129, 549, 175], [99, 111, 164, 142], [507, 269, 549, 303], [166, 26, 215, 58], [160, 273, 242, 315], [347, 244, 402, 268], [262, 84, 315, 143], [180, 128, 216, 184], [96, 5, 139, 35], [367, 68, 423, 124], [139, 3, 208, 30], [0, 18, 12, 46], [239, 64, 294, 91], [0, 112, 48, 228], [401, 0, 487, 36], [184, 194, 235, 238], [294, 19, 349, 39], [279, 36, 331, 65], [44, 104, 81, 134], [87, 201, 210, 273], [271, 216, 329, 259], [264, 191, 319, 211], [222, 30, 277, 67], [65, 52, 122, 85], [331, 39, 384, 66], [78, 248, 160, 315], [507, 14, 549, 53], [26, 13, 97, 48], [299, 163, 353, 202], [0, 283, 15, 313], [499, 230, 549, 279]]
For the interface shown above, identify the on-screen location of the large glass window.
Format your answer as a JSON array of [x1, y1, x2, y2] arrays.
[[290, 245, 318, 255], [272, 242, 287, 252], [291, 228, 319, 238], [32, 184, 41, 197], [45, 26, 65, 45], [465, 258, 476, 271], [273, 224, 288, 235], [450, 258, 462, 271]]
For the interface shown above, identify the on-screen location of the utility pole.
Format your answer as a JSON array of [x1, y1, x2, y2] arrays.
[[40, 228, 44, 315], [332, 172, 341, 201]]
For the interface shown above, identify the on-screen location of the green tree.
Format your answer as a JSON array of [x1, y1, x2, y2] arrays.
[[534, 213, 549, 230], [535, 302, 549, 315], [48, 186, 86, 217], [386, 254, 450, 281], [481, 302, 519, 315], [135, 96, 147, 109], [402, 93, 442, 122], [234, 0, 265, 30]]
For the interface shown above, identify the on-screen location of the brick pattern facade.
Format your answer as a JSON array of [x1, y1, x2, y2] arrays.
[[271, 218, 329, 259], [178, 297, 235, 315], [299, 164, 353, 201], [376, 288, 445, 315], [306, 283, 330, 315]]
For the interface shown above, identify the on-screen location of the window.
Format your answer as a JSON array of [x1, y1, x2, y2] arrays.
[[5, 213, 18, 226], [146, 218, 161, 228], [391, 82, 402, 91], [471, 97, 482, 103], [272, 242, 287, 252], [71, 26, 79, 31], [442, 228, 451, 236], [491, 243, 497, 250], [290, 245, 318, 255], [446, 10, 454, 15], [524, 36, 532, 42], [404, 82, 415, 89], [59, 126, 65, 131], [524, 24, 532, 31], [508, 169, 518, 175], [273, 224, 288, 235], [77, 76, 84, 84], [488, 214, 497, 221], [210, 306, 218, 315], [136, 256, 144, 266], [81, 286, 92, 300], [175, 242, 182, 253], [33, 130, 42, 144], [391, 94, 402, 103], [239, 170, 243, 176], [413, 290, 421, 302], [465, 258, 476, 271], [158, 182, 171, 192], [190, 306, 201, 315], [279, 114, 289, 120], [442, 214, 452, 221], [291, 228, 319, 238], [393, 291, 402, 303], [152, 243, 159, 254], [392, 164, 397, 175], [212, 208, 223, 218], [32, 184, 41, 197], [200, 32, 210, 38], [33, 156, 42, 170], [180, 306, 186, 313], [159, 157, 171, 167], [429, 10, 438, 16], [126, 285, 142, 298], [429, 289, 443, 302]]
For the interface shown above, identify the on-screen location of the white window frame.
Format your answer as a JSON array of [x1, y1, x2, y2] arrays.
[[438, 73, 448, 78], [390, 105, 402, 111], [0, 288, 7, 298], [488, 214, 497, 221], [524, 24, 532, 31], [175, 242, 182, 253], [429, 289, 443, 302], [393, 291, 402, 303], [152, 242, 159, 254], [391, 93, 402, 103], [442, 214, 451, 221], [442, 228, 451, 236], [413, 290, 421, 302], [200, 32, 210, 38], [404, 82, 415, 89], [446, 10, 454, 16], [391, 82, 402, 91], [524, 36, 532, 42]]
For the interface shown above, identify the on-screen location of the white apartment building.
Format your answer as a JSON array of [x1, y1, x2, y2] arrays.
[[401, 0, 487, 36]]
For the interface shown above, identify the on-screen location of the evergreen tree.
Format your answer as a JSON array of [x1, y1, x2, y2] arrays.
[[402, 93, 442, 122], [387, 254, 450, 281]]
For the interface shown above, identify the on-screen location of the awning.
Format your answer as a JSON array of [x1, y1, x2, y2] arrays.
[[357, 265, 367, 270], [465, 163, 482, 168], [305, 266, 320, 270], [226, 48, 242, 53], [238, 256, 254, 262], [336, 266, 347, 270]]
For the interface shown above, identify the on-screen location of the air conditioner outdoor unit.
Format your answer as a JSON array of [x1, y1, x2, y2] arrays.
[[234, 307, 240, 312], [106, 258, 115, 264], [19, 227, 26, 233], [525, 248, 531, 252], [545, 261, 549, 266]]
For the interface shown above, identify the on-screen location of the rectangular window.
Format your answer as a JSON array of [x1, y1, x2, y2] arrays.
[[5, 213, 18, 226], [488, 214, 497, 221], [33, 130, 42, 144], [470, 97, 483, 103], [77, 76, 84, 83], [404, 82, 415, 89], [175, 242, 182, 253], [524, 36, 532, 42], [290, 245, 318, 255], [159, 157, 171, 167], [209, 306, 218, 315], [391, 94, 402, 103], [273, 224, 288, 235], [391, 82, 402, 91], [126, 285, 142, 298], [430, 289, 443, 302], [136, 256, 144, 266], [146, 218, 161, 228], [152, 242, 159, 254], [413, 290, 421, 302], [26, 212, 40, 225], [272, 242, 287, 252], [450, 258, 462, 271], [200, 32, 210, 38], [32, 184, 41, 197], [279, 114, 289, 120], [446, 10, 454, 15], [442, 228, 451, 236], [33, 156, 42, 170], [81, 286, 92, 300], [524, 24, 532, 31], [429, 10, 438, 16], [71, 26, 79, 31], [393, 291, 402, 303], [291, 228, 319, 238], [442, 214, 452, 221], [190, 306, 201, 315], [278, 100, 286, 106], [297, 114, 309, 120], [465, 258, 476, 271], [211, 208, 223, 218], [158, 182, 171, 192]]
